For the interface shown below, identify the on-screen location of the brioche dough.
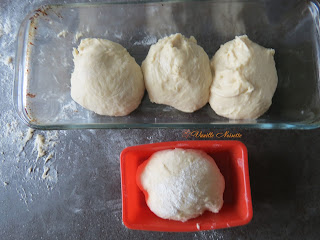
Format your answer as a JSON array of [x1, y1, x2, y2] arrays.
[[71, 38, 145, 116], [210, 35, 278, 119], [141, 33, 212, 113], [140, 149, 225, 222]]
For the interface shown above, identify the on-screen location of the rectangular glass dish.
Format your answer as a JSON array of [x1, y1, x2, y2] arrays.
[[14, 0, 320, 129]]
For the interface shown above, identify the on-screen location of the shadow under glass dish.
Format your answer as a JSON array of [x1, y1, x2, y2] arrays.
[[13, 0, 320, 129]]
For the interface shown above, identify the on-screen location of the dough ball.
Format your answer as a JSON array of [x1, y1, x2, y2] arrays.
[[140, 148, 225, 222], [141, 33, 213, 113], [71, 38, 145, 116], [209, 35, 278, 119]]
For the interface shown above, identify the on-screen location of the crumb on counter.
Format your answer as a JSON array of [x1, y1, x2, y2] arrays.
[[57, 30, 68, 38], [33, 134, 46, 160], [45, 153, 53, 163], [6, 56, 12, 65], [74, 31, 83, 42], [42, 167, 50, 179], [0, 54, 14, 69]]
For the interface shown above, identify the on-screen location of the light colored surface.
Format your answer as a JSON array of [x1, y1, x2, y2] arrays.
[[1, 0, 320, 240], [141, 149, 224, 222], [210, 35, 278, 119], [71, 38, 144, 116], [142, 33, 212, 113]]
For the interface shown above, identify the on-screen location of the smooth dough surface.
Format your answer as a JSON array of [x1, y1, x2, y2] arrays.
[[209, 35, 278, 119], [141, 33, 212, 113], [140, 148, 225, 222], [71, 38, 145, 116]]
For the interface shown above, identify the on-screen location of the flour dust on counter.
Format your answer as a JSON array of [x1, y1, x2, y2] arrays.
[[0, 16, 14, 48], [0, 109, 64, 195], [0, 125, 65, 214], [3, 116, 23, 142], [20, 128, 61, 184], [105, 198, 122, 216], [0, 54, 13, 69]]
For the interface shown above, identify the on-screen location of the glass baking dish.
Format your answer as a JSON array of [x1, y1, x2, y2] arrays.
[[13, 0, 320, 129]]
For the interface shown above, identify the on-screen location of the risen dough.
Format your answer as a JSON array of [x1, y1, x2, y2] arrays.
[[141, 33, 212, 113], [71, 38, 145, 116], [209, 35, 278, 119], [140, 148, 225, 222]]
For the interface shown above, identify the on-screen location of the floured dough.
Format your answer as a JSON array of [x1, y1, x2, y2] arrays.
[[209, 35, 278, 119], [140, 148, 225, 222], [141, 33, 212, 113], [71, 38, 145, 116]]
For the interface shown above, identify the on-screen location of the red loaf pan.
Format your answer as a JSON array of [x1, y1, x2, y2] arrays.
[[120, 140, 253, 232]]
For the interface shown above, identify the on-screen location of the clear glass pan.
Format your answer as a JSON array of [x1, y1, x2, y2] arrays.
[[13, 0, 320, 129]]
